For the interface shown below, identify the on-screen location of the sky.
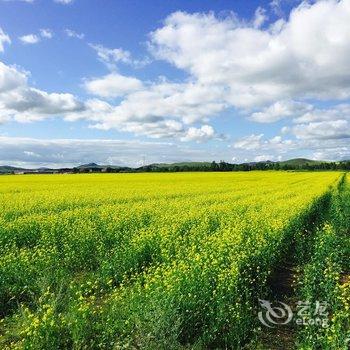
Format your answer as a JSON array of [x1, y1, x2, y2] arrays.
[[1, 0, 350, 168]]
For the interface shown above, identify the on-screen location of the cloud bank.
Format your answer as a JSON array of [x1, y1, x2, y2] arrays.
[[2, 1, 350, 165]]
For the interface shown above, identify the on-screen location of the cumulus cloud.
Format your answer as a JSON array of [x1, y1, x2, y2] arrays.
[[2, 88, 84, 122], [233, 134, 265, 151], [19, 34, 40, 44], [292, 120, 350, 140], [65, 0, 350, 145], [65, 97, 220, 141], [0, 61, 84, 123], [180, 125, 220, 142], [84, 73, 143, 98], [4, 0, 350, 155], [26, 0, 350, 145], [311, 146, 350, 161], [0, 61, 27, 93], [249, 100, 312, 123], [293, 104, 350, 124], [150, 1, 350, 108], [233, 133, 294, 152], [0, 28, 10, 52], [276, 103, 350, 142], [72, 80, 226, 134]]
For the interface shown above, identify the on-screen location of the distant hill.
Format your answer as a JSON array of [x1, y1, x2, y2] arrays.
[[2, 158, 350, 175], [278, 158, 323, 166], [76, 163, 126, 170], [0, 165, 27, 173], [243, 160, 275, 166], [76, 163, 102, 169], [149, 162, 212, 169], [136, 162, 212, 172]]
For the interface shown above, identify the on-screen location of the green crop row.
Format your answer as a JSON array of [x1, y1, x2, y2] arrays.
[[296, 175, 350, 350]]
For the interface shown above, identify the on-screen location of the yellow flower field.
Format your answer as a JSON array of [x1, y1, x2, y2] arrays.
[[0, 171, 346, 349]]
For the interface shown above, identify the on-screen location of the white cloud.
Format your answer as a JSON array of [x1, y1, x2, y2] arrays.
[[89, 44, 131, 69], [270, 0, 284, 17], [0, 60, 84, 123], [254, 154, 274, 162], [233, 133, 293, 152], [4, 0, 350, 154], [19, 34, 40, 44], [180, 125, 219, 142], [0, 136, 222, 168], [150, 1, 350, 109], [84, 73, 143, 98], [79, 73, 226, 138], [64, 94, 221, 141], [23, 150, 41, 157], [249, 100, 312, 123], [39, 29, 53, 39], [293, 104, 350, 123], [64, 29, 84, 39], [0, 61, 27, 93], [89, 43, 150, 70], [253, 7, 268, 29], [231, 129, 350, 162], [1, 0, 34, 3], [71, 80, 226, 130], [233, 134, 264, 151], [18, 30, 52, 45], [292, 120, 350, 140], [311, 146, 350, 161], [275, 103, 350, 142], [2, 88, 84, 121], [0, 28, 10, 52], [54, 0, 73, 4], [63, 1, 350, 144]]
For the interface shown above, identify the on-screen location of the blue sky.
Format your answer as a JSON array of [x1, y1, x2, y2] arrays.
[[0, 0, 350, 167]]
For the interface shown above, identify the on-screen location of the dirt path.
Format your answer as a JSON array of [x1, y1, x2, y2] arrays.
[[257, 258, 299, 349], [247, 190, 335, 350]]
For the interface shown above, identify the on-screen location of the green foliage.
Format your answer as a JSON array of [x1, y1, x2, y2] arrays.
[[296, 176, 350, 350]]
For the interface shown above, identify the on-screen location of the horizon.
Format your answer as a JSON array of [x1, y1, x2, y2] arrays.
[[2, 157, 347, 171], [1, 0, 350, 167]]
